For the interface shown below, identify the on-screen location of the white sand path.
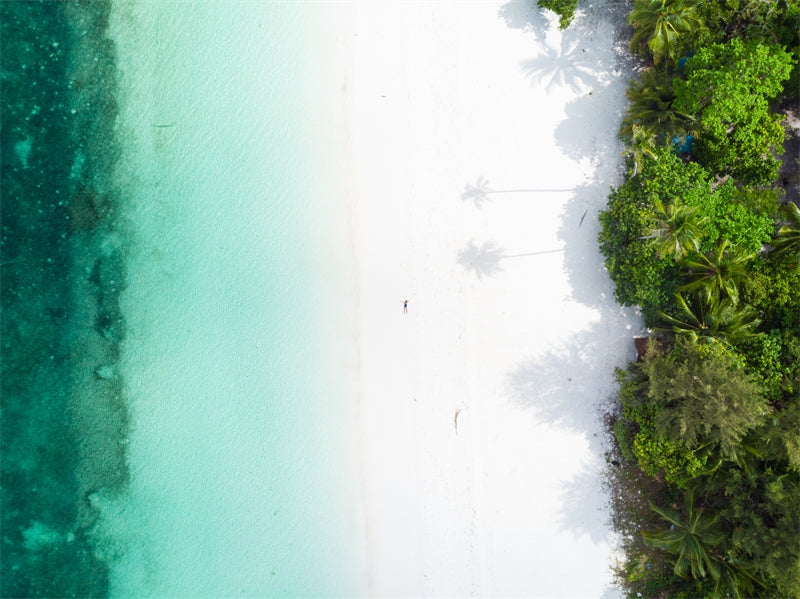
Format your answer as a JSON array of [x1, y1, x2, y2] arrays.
[[348, 2, 642, 596]]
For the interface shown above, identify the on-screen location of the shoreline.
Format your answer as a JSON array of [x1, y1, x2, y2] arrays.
[[2, 1, 645, 595], [347, 2, 641, 594]]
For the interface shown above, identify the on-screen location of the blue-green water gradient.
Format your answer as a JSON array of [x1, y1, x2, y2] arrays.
[[100, 2, 365, 596]]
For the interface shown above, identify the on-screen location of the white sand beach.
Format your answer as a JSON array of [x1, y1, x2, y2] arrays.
[[97, 1, 643, 596], [347, 2, 642, 596]]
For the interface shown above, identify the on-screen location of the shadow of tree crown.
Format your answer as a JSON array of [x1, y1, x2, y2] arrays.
[[494, 0, 642, 556], [521, 38, 606, 94]]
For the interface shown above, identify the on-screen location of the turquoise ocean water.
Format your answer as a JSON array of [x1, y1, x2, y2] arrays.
[[1, 2, 365, 596]]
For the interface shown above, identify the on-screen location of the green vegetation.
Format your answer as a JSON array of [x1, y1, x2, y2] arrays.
[[538, 0, 579, 29], [601, 0, 800, 596], [674, 38, 794, 185], [628, 0, 702, 65], [771, 201, 800, 263]]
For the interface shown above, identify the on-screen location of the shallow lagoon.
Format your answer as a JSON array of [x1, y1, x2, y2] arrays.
[[103, 2, 365, 595]]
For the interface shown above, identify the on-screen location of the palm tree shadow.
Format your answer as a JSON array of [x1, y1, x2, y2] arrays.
[[461, 176, 493, 208], [498, 1, 617, 94], [457, 239, 506, 279], [458, 239, 565, 279], [493, 0, 641, 577], [461, 176, 576, 208], [521, 36, 604, 94], [500, 0, 636, 97]]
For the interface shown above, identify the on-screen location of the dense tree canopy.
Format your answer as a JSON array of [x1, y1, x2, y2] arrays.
[[643, 339, 768, 458], [602, 2, 799, 597], [673, 38, 794, 185], [618, 339, 768, 470], [598, 148, 775, 325]]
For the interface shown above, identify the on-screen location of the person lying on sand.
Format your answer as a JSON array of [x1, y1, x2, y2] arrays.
[[403, 300, 408, 314]]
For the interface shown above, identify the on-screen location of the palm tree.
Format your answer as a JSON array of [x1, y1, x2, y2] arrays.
[[770, 202, 800, 264], [623, 124, 659, 177], [712, 559, 767, 599], [643, 488, 725, 581], [641, 198, 706, 261], [645, 487, 766, 599], [645, 482, 767, 599], [621, 67, 694, 143], [658, 292, 761, 342], [628, 0, 703, 65], [678, 240, 754, 304]]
